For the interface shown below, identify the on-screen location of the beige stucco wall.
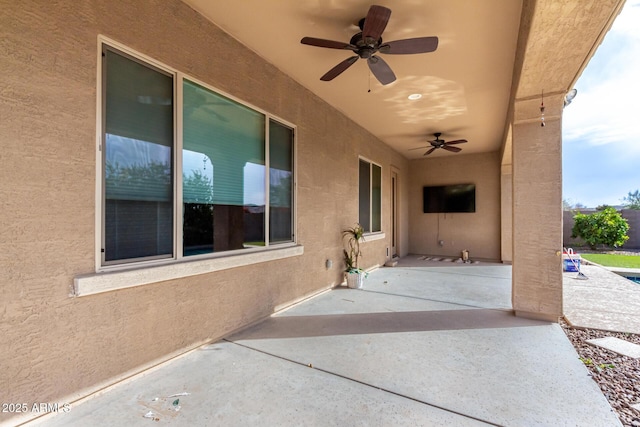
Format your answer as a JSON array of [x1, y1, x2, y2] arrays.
[[511, 95, 564, 321], [0, 1, 409, 421], [501, 164, 514, 263], [407, 152, 501, 261]]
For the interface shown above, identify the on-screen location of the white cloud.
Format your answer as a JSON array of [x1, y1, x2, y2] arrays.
[[563, 0, 640, 151], [562, 0, 640, 207], [612, 0, 640, 38]]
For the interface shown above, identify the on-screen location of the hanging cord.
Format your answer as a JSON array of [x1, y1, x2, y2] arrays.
[[540, 89, 545, 127]]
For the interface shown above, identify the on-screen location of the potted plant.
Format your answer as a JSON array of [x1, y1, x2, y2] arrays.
[[342, 223, 366, 289]]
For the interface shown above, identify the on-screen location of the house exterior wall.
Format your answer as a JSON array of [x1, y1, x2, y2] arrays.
[[407, 152, 502, 261], [501, 163, 514, 263], [0, 1, 409, 421]]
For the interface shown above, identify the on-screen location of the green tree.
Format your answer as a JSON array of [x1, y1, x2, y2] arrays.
[[105, 160, 171, 189], [270, 174, 291, 207], [571, 207, 629, 249], [183, 170, 214, 249], [183, 169, 214, 204], [622, 190, 640, 209]]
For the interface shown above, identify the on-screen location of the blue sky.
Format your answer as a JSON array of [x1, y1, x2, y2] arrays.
[[562, 0, 640, 208]]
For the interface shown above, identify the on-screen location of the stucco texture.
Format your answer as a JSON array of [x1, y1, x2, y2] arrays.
[[0, 0, 409, 420], [408, 152, 501, 261], [511, 96, 564, 319]]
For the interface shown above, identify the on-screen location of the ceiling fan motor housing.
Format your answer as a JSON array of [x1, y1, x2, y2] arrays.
[[300, 5, 438, 85], [350, 33, 382, 58]]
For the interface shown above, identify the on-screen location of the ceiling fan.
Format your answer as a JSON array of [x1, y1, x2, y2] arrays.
[[300, 5, 438, 85], [410, 133, 468, 156]]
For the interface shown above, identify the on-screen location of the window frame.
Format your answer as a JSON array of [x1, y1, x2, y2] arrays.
[[358, 157, 383, 235], [95, 36, 297, 274], [100, 44, 177, 266]]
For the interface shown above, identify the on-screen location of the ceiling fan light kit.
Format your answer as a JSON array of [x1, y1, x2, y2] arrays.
[[300, 5, 438, 85]]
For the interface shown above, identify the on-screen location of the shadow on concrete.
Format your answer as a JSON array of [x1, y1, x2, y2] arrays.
[[229, 308, 549, 341]]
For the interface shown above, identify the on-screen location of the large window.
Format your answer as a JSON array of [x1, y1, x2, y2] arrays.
[[101, 44, 295, 267], [103, 48, 174, 263], [359, 159, 381, 233], [182, 80, 266, 255]]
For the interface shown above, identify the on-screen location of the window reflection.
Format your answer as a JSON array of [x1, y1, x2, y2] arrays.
[[269, 120, 294, 243], [182, 80, 266, 256], [183, 150, 214, 255], [103, 47, 173, 263]]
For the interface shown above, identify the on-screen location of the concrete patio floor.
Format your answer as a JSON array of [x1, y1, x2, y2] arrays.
[[27, 256, 622, 426]]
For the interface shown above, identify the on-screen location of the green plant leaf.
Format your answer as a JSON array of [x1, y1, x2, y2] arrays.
[[579, 357, 592, 365], [572, 207, 629, 249]]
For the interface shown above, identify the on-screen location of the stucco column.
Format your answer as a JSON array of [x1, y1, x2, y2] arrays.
[[500, 163, 513, 263], [512, 93, 564, 321]]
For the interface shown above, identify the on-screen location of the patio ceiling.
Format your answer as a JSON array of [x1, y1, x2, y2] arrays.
[[180, 0, 624, 160]]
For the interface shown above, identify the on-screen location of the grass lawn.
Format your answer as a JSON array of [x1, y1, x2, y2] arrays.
[[580, 254, 640, 268]]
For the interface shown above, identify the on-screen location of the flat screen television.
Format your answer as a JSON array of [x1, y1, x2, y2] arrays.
[[423, 184, 476, 213]]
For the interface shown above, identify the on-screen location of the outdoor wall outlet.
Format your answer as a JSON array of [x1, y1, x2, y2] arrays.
[[325, 259, 332, 269], [438, 240, 444, 247]]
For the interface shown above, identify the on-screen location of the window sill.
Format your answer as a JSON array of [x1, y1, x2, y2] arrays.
[[363, 232, 385, 242], [73, 245, 304, 297]]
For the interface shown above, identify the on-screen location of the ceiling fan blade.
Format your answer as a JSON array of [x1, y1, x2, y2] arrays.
[[367, 56, 396, 85], [362, 5, 391, 43], [320, 56, 359, 81], [445, 139, 468, 145], [424, 147, 437, 156], [380, 37, 439, 54], [301, 37, 355, 50], [442, 145, 462, 153]]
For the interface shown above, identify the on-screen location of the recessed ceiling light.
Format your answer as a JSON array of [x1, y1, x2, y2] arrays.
[[408, 93, 422, 100]]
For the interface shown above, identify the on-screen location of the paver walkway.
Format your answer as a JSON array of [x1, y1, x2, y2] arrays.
[[563, 263, 640, 334]]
